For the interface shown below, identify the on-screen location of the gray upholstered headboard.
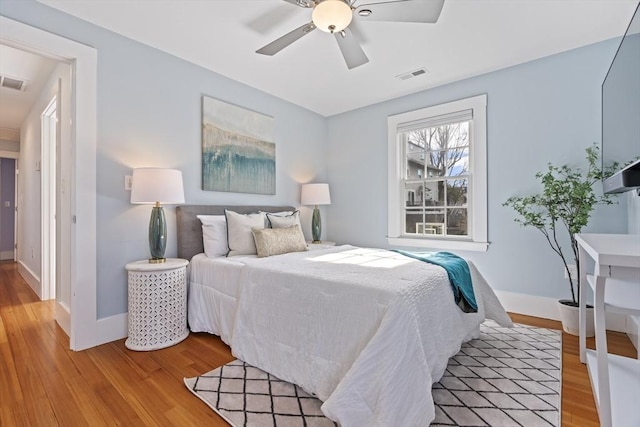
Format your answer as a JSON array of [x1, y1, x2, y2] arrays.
[[176, 205, 296, 261]]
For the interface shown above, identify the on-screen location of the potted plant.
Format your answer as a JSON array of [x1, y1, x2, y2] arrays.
[[503, 143, 620, 336]]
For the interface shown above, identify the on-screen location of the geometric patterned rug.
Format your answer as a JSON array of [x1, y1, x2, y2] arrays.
[[184, 321, 560, 427], [431, 321, 560, 426]]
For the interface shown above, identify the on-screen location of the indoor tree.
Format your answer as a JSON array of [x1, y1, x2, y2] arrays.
[[503, 144, 620, 307]]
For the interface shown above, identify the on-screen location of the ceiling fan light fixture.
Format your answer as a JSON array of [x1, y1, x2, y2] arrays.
[[312, 0, 353, 33]]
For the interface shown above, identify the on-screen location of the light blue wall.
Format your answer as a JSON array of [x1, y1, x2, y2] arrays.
[[325, 39, 629, 301], [2, 0, 633, 311], [1, 1, 328, 318]]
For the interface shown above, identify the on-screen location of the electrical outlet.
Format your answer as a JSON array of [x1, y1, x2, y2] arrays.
[[564, 264, 577, 280], [124, 175, 133, 191]]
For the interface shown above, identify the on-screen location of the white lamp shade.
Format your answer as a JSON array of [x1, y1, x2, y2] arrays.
[[301, 183, 331, 206], [130, 168, 185, 204]]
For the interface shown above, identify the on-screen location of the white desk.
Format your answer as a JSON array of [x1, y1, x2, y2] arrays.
[[576, 233, 640, 427]]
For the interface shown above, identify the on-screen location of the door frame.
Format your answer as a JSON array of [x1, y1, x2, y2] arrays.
[[1, 16, 98, 351], [41, 96, 57, 301]]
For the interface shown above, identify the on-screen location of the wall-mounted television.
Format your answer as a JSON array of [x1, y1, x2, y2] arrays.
[[602, 3, 640, 194]]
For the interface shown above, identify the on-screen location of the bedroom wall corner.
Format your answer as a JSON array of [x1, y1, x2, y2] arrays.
[[325, 37, 627, 305]]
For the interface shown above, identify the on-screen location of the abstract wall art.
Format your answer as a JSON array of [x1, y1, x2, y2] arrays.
[[202, 96, 275, 194]]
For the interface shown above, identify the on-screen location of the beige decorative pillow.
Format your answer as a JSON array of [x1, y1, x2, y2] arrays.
[[225, 210, 266, 256], [266, 210, 301, 229], [251, 225, 308, 258]]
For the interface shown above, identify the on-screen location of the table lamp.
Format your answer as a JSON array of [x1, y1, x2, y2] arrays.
[[130, 168, 185, 263], [301, 183, 331, 243]]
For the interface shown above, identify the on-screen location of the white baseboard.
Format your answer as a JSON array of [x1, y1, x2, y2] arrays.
[[95, 312, 128, 346], [0, 250, 14, 260], [495, 290, 627, 333], [17, 260, 41, 299]]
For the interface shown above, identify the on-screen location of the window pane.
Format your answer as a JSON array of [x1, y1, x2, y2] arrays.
[[423, 208, 445, 235], [404, 182, 425, 207], [424, 180, 445, 206], [447, 208, 468, 236], [405, 209, 424, 234], [446, 179, 468, 206], [406, 139, 425, 179], [427, 151, 448, 177], [445, 148, 469, 176], [440, 122, 469, 149]]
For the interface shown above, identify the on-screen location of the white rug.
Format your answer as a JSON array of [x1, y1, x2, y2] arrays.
[[185, 321, 560, 426]]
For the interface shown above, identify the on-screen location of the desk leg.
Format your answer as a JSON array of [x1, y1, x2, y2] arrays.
[[594, 274, 612, 427], [578, 246, 587, 363]]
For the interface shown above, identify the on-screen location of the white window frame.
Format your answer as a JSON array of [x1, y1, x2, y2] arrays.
[[387, 94, 488, 251]]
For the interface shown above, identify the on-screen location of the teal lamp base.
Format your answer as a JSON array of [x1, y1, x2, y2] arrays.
[[148, 204, 167, 263], [311, 206, 321, 243]]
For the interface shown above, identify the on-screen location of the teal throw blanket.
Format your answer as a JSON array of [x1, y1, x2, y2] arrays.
[[393, 250, 478, 313]]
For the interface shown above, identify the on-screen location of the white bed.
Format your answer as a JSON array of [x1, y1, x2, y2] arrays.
[[187, 243, 512, 427]]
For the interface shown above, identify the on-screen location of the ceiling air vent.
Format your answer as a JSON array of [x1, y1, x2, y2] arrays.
[[396, 67, 429, 81], [0, 75, 27, 91]]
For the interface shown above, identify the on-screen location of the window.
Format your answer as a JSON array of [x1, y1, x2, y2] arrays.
[[387, 95, 488, 251]]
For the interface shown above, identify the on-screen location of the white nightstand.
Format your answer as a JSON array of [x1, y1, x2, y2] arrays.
[[307, 241, 336, 250], [125, 258, 189, 351]]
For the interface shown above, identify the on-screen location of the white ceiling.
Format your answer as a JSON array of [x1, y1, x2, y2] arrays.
[[0, 44, 58, 141], [30, 0, 640, 117]]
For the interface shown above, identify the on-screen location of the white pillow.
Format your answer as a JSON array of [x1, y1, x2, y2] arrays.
[[225, 210, 266, 256], [197, 215, 228, 257], [266, 210, 301, 229]]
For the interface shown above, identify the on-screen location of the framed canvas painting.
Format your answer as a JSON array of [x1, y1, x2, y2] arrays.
[[202, 96, 275, 194]]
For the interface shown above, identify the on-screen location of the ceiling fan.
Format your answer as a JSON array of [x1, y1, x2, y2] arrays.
[[256, 0, 445, 69]]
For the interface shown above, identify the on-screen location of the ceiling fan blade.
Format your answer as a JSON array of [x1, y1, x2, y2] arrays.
[[356, 0, 445, 23], [256, 22, 316, 56], [335, 28, 369, 69], [281, 0, 314, 8]]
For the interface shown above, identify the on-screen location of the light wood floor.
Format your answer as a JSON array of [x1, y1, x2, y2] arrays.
[[1, 261, 636, 426]]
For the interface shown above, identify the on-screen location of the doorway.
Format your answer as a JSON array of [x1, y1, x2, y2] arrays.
[[1, 15, 97, 350], [0, 157, 17, 261]]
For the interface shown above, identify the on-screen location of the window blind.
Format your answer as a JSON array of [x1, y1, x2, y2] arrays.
[[397, 109, 473, 133]]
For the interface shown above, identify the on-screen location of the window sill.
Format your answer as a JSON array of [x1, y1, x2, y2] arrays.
[[387, 237, 489, 252]]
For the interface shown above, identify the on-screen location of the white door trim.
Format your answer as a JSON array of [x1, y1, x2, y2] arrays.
[[41, 96, 57, 301], [0, 16, 98, 351], [14, 165, 18, 262]]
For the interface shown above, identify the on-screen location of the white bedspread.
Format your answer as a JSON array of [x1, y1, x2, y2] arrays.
[[188, 254, 247, 344], [226, 245, 512, 427]]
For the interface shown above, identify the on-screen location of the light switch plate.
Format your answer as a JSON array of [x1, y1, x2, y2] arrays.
[[124, 175, 133, 191]]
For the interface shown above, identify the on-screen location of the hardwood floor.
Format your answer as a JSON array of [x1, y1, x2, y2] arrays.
[[1, 261, 636, 426], [509, 313, 637, 426]]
